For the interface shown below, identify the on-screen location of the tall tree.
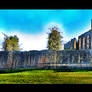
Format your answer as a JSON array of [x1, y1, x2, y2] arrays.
[[47, 26, 63, 50], [2, 33, 20, 51]]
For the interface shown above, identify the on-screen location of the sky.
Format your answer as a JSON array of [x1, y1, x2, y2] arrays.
[[0, 9, 92, 51]]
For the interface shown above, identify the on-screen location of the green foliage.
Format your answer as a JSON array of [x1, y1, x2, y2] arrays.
[[2, 34, 20, 51], [47, 27, 63, 50]]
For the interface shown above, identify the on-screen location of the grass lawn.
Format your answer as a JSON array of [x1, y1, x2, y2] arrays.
[[0, 68, 92, 84]]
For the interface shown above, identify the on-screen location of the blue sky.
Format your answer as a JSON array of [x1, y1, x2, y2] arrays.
[[0, 9, 92, 50]]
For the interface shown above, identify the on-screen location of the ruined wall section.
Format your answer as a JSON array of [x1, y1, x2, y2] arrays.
[[0, 50, 91, 69]]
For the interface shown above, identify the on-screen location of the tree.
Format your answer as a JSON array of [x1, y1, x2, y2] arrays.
[[7, 51, 14, 69], [2, 33, 20, 51], [47, 26, 63, 50]]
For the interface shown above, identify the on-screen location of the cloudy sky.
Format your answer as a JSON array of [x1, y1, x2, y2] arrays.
[[0, 9, 92, 51]]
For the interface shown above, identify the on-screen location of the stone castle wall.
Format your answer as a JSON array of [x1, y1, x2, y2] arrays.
[[0, 50, 92, 69]]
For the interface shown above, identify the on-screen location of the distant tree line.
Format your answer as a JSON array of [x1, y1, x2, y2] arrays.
[[2, 26, 63, 51]]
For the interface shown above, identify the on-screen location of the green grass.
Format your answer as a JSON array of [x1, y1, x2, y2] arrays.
[[0, 68, 92, 84]]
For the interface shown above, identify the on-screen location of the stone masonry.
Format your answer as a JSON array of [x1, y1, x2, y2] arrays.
[[64, 20, 92, 50], [0, 50, 92, 69]]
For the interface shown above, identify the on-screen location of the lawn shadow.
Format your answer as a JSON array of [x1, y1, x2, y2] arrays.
[[0, 67, 92, 74], [0, 68, 47, 74], [53, 68, 92, 72]]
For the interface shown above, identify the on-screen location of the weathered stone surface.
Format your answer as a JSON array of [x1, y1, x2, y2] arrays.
[[0, 50, 91, 69]]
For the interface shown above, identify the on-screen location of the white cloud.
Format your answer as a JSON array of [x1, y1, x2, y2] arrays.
[[9, 22, 66, 51], [0, 31, 48, 51], [7, 31, 48, 51], [0, 23, 69, 51], [0, 22, 90, 51]]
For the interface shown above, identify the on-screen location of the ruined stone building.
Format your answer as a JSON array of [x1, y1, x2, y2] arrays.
[[64, 20, 92, 50], [64, 38, 77, 50]]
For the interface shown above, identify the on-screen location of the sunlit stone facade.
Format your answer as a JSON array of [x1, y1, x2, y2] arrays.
[[64, 38, 77, 50], [64, 20, 92, 50]]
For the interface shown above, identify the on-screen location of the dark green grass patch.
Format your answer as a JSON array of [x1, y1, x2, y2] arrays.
[[0, 68, 91, 74], [0, 68, 92, 84]]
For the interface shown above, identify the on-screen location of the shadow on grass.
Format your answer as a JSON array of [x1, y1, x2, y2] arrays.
[[53, 69, 91, 72], [0, 68, 49, 74], [0, 67, 92, 74]]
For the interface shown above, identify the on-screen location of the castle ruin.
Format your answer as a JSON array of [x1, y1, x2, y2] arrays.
[[0, 20, 92, 70], [64, 20, 92, 50]]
